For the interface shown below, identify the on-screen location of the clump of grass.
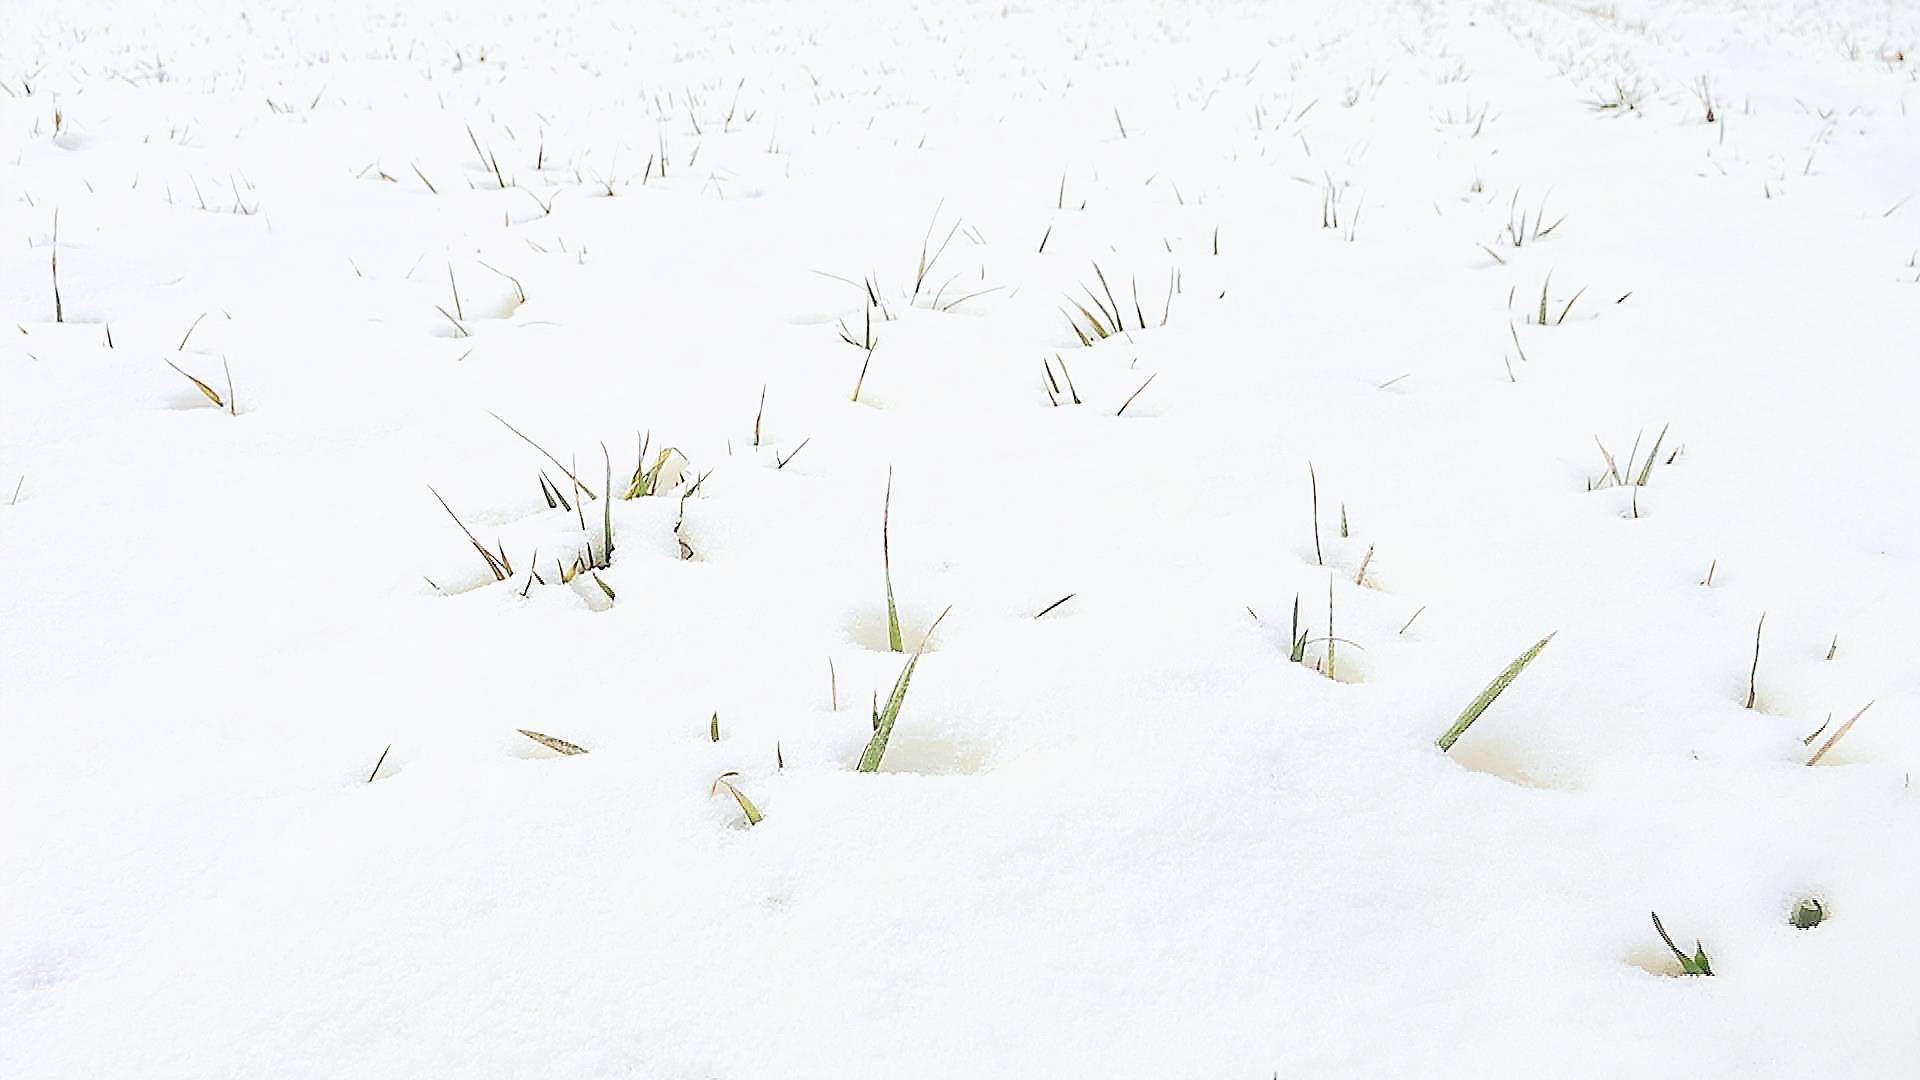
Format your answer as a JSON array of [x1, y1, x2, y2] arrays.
[[1790, 898, 1825, 929], [1436, 633, 1555, 751], [1040, 354, 1082, 406], [1745, 613, 1764, 709], [1273, 587, 1356, 678], [710, 772, 764, 825], [1521, 272, 1588, 325], [428, 485, 512, 581], [1062, 261, 1174, 345], [625, 433, 682, 498], [1589, 425, 1678, 490], [1502, 190, 1566, 248], [1587, 78, 1647, 113], [857, 606, 951, 773], [909, 205, 962, 308], [837, 300, 881, 402], [1649, 912, 1714, 976]]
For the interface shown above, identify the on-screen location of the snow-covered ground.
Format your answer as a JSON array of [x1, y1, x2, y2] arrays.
[[4, 0, 1919, 1074]]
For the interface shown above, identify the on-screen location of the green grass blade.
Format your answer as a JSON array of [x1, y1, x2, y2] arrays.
[[858, 606, 951, 773], [600, 445, 615, 565], [712, 773, 763, 825], [1436, 632, 1555, 752], [884, 470, 903, 652], [1650, 911, 1713, 975], [1634, 424, 1669, 487]]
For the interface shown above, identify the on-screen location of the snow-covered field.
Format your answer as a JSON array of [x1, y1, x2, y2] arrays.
[[4, 0, 1919, 1074]]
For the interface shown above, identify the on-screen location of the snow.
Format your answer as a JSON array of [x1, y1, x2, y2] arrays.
[[4, 0, 1919, 1074]]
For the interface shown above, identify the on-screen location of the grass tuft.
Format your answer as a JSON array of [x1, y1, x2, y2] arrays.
[[1790, 898, 1825, 929], [1062, 261, 1174, 343]]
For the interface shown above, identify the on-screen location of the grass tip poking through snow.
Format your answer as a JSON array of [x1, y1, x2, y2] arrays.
[[1649, 912, 1714, 976], [1436, 633, 1555, 753], [711, 772, 764, 826], [857, 605, 952, 773], [518, 729, 588, 756]]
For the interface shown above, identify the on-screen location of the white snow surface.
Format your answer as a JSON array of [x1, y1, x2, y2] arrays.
[[4, 0, 1920, 1075]]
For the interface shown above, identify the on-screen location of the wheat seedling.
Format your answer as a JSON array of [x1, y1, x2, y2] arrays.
[[1649, 912, 1713, 976], [518, 728, 588, 755], [1115, 373, 1158, 416], [1309, 461, 1324, 565], [1791, 898, 1825, 929], [49, 210, 63, 323], [1288, 594, 1310, 663], [883, 469, 903, 652], [1503, 190, 1566, 247], [857, 606, 952, 772], [428, 485, 511, 581], [711, 772, 764, 825], [1034, 594, 1075, 619], [1806, 701, 1873, 765], [1436, 633, 1555, 751]]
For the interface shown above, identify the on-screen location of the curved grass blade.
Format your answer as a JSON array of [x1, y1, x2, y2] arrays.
[[711, 772, 764, 826]]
